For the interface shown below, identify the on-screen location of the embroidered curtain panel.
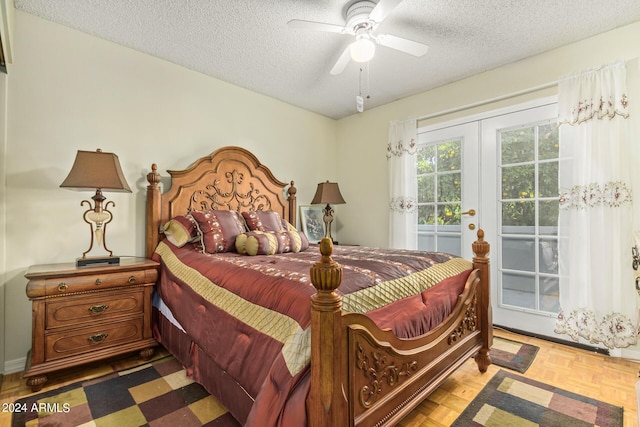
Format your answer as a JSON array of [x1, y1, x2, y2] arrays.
[[387, 119, 418, 249], [555, 61, 637, 348]]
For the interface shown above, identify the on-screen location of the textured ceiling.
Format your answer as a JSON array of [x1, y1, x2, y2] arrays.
[[13, 0, 640, 119]]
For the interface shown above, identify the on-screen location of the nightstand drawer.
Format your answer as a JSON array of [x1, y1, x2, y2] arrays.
[[40, 269, 157, 296], [24, 258, 159, 391], [45, 318, 144, 361], [46, 289, 144, 329]]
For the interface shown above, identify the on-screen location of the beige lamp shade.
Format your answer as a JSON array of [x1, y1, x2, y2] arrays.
[[311, 181, 346, 205], [60, 149, 132, 192], [310, 181, 345, 243]]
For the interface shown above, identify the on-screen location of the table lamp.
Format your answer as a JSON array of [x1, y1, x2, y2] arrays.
[[60, 149, 132, 267], [311, 181, 346, 244]]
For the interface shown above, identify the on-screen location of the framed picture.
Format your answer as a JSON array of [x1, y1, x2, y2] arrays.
[[300, 205, 326, 243]]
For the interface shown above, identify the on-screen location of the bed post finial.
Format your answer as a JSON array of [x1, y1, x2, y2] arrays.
[[146, 163, 162, 259], [308, 237, 348, 426], [310, 237, 342, 292], [147, 163, 161, 186], [472, 229, 492, 372], [287, 180, 297, 227]]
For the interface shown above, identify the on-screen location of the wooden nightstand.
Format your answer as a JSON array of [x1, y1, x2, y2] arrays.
[[23, 257, 159, 391]]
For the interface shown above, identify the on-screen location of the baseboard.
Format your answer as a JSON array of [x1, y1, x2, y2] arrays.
[[4, 356, 26, 375], [493, 324, 610, 356], [620, 347, 640, 362]]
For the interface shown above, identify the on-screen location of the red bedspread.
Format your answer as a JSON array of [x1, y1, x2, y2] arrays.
[[153, 240, 472, 426]]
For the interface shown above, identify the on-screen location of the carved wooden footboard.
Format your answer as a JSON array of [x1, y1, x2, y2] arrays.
[[308, 234, 492, 427]]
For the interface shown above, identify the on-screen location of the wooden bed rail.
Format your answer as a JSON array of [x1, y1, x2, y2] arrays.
[[308, 232, 491, 427]]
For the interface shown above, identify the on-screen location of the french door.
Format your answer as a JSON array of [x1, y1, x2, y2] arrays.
[[416, 122, 479, 260], [418, 100, 562, 338]]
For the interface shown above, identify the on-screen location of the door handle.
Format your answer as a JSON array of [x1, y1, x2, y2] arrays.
[[461, 209, 476, 216]]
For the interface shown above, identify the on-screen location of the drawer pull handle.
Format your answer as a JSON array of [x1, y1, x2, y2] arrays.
[[88, 304, 109, 314], [128, 275, 136, 284], [57, 283, 68, 292], [95, 278, 102, 286], [88, 333, 108, 344]]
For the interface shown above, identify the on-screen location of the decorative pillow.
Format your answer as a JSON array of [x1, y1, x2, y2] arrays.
[[191, 210, 246, 254], [236, 228, 309, 256], [282, 219, 310, 252], [236, 231, 279, 256], [242, 210, 284, 232], [162, 214, 199, 247]]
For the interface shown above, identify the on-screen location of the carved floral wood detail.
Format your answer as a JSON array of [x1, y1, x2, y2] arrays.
[[356, 342, 418, 408], [448, 295, 478, 345], [187, 169, 272, 213]]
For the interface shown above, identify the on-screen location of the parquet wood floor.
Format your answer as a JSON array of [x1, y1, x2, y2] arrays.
[[0, 330, 637, 426], [398, 329, 639, 427]]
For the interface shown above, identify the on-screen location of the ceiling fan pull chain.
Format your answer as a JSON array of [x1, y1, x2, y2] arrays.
[[366, 62, 371, 100], [357, 67, 365, 113]]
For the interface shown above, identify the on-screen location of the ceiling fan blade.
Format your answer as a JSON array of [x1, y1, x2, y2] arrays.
[[287, 19, 347, 34], [330, 45, 352, 75], [369, 0, 404, 23], [376, 34, 429, 56]]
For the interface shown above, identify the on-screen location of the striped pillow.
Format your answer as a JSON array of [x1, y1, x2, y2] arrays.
[[191, 210, 246, 253], [162, 214, 199, 247], [236, 228, 309, 256]]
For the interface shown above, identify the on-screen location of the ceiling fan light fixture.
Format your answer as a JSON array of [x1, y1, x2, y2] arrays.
[[350, 36, 376, 63]]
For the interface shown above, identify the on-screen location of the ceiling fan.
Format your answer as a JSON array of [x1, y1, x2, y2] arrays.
[[288, 0, 429, 75]]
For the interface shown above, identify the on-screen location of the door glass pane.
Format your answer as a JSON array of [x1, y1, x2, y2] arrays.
[[418, 204, 435, 225], [437, 140, 461, 172], [539, 200, 558, 233], [418, 233, 435, 251], [418, 175, 434, 203], [538, 161, 558, 197], [437, 233, 461, 256], [502, 272, 535, 309], [417, 145, 435, 174], [539, 239, 558, 274], [499, 119, 560, 314], [502, 237, 535, 272], [501, 164, 535, 199], [438, 173, 461, 202], [538, 123, 559, 160], [438, 204, 461, 225], [501, 128, 534, 163], [539, 276, 560, 312], [417, 138, 463, 253], [501, 201, 535, 232]]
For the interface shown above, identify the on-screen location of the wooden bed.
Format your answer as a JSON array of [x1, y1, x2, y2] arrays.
[[145, 145, 492, 427]]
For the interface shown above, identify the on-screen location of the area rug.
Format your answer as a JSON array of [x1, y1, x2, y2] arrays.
[[491, 336, 539, 373], [12, 356, 240, 427], [452, 369, 623, 426]]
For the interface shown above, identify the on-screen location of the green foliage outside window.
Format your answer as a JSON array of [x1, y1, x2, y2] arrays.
[[417, 140, 462, 226], [417, 122, 560, 229], [500, 123, 559, 228]]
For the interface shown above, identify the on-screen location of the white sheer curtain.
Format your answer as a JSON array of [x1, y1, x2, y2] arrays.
[[555, 61, 638, 349], [387, 119, 418, 249]]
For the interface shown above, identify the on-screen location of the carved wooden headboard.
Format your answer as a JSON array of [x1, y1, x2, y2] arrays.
[[145, 146, 297, 258]]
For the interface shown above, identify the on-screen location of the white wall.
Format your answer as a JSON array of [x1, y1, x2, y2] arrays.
[[2, 11, 337, 368]]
